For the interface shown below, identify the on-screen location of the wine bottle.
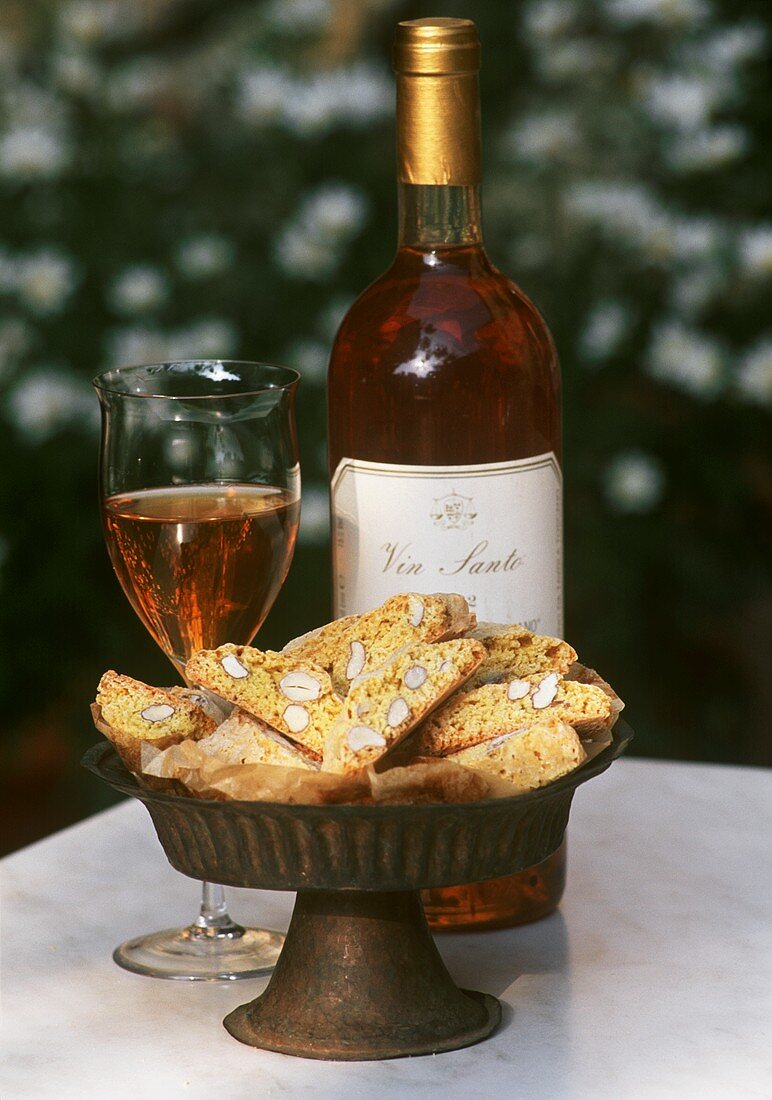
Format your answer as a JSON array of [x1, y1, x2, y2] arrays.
[[327, 17, 564, 930]]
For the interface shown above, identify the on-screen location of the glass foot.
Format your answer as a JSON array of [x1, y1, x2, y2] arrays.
[[113, 921, 285, 981]]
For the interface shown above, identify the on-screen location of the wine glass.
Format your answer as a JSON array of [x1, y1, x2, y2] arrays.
[[93, 359, 300, 980]]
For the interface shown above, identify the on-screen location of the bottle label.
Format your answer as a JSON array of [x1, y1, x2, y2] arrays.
[[331, 453, 563, 634]]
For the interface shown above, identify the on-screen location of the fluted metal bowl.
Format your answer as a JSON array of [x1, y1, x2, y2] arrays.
[[83, 721, 631, 1060], [82, 722, 630, 891]]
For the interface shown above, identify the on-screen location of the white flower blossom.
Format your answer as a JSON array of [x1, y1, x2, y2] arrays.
[[0, 318, 33, 380], [642, 73, 727, 132], [604, 450, 666, 514], [276, 233, 329, 280], [264, 0, 331, 31], [286, 339, 328, 384], [6, 368, 98, 442], [579, 302, 631, 362], [671, 217, 724, 263], [176, 235, 236, 279], [58, 1, 124, 46], [0, 31, 21, 70], [16, 249, 80, 316], [523, 0, 578, 39], [567, 182, 673, 258], [239, 62, 391, 137], [53, 51, 102, 97], [535, 40, 614, 82], [0, 248, 16, 294], [104, 318, 239, 369], [665, 126, 748, 172], [509, 233, 550, 270], [276, 184, 367, 279], [291, 65, 391, 134], [104, 59, 166, 112], [104, 325, 167, 369], [3, 82, 70, 128], [646, 320, 724, 398], [0, 128, 69, 180], [683, 23, 767, 72], [605, 0, 707, 27], [298, 484, 329, 544], [308, 187, 367, 237], [570, 189, 726, 268], [738, 226, 772, 278], [668, 266, 724, 314], [238, 66, 293, 127], [166, 319, 238, 360], [316, 296, 353, 341], [735, 340, 772, 407], [109, 266, 169, 315], [505, 110, 580, 164]]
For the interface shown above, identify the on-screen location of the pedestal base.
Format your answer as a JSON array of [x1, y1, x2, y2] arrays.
[[223, 889, 501, 1060]]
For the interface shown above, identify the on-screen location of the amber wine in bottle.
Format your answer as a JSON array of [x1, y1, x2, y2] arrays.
[[327, 18, 564, 930]]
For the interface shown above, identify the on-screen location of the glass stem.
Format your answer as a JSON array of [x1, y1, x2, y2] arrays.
[[194, 881, 243, 936]]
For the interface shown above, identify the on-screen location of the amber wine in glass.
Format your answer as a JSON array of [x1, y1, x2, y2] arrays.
[[103, 484, 299, 672], [94, 360, 300, 980]]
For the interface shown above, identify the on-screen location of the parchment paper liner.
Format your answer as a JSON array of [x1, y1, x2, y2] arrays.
[[92, 703, 612, 805], [138, 737, 516, 804]]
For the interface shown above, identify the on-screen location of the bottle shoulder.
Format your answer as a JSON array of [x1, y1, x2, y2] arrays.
[[329, 247, 559, 384]]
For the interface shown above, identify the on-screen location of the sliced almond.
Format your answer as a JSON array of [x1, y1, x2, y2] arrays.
[[140, 703, 175, 723], [439, 660, 456, 674], [283, 704, 310, 733], [408, 595, 425, 627], [532, 672, 560, 709], [345, 640, 366, 680], [507, 679, 531, 701], [221, 653, 249, 679], [485, 730, 521, 753], [387, 697, 410, 728], [279, 670, 322, 702], [403, 665, 428, 690], [347, 726, 387, 753], [184, 693, 210, 710]]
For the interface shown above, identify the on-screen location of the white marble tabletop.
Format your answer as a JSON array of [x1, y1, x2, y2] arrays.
[[2, 758, 770, 1099]]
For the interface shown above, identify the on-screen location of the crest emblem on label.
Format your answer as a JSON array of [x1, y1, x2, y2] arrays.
[[430, 490, 476, 530]]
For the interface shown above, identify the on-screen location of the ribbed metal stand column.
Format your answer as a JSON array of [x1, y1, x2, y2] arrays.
[[223, 888, 500, 1060]]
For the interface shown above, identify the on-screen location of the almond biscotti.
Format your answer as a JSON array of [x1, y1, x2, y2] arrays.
[[323, 638, 486, 775], [95, 671, 219, 773], [410, 671, 613, 757], [282, 615, 358, 661], [197, 709, 319, 770], [447, 717, 587, 791], [566, 662, 625, 733], [283, 593, 475, 694], [185, 644, 341, 759], [465, 622, 577, 689]]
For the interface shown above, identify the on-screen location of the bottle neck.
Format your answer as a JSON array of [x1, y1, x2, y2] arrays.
[[397, 184, 483, 249], [394, 64, 482, 251]]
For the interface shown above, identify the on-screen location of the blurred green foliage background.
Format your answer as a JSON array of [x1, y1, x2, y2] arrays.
[[0, 0, 769, 851]]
